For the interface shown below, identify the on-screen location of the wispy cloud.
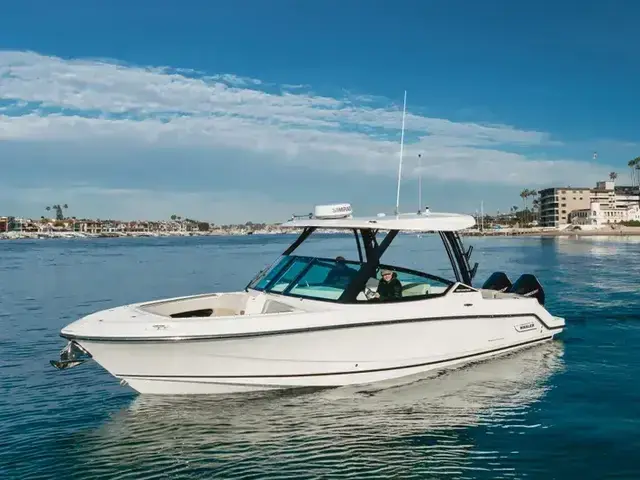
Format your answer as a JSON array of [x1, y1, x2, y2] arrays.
[[0, 49, 628, 222], [0, 49, 611, 188]]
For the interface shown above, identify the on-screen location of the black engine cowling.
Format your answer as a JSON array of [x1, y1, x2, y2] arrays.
[[482, 271, 512, 292], [509, 273, 545, 306]]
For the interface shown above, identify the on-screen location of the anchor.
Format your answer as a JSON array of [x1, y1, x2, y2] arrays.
[[49, 341, 92, 370]]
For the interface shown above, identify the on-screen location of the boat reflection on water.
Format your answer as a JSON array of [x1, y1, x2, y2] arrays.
[[81, 342, 564, 477]]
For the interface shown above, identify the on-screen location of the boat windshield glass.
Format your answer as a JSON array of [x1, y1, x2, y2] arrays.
[[248, 255, 363, 301], [247, 254, 455, 302]]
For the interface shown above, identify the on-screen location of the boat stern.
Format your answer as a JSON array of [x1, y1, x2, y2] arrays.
[[541, 314, 566, 339]]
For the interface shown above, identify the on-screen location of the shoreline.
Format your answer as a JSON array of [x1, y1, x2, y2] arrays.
[[462, 227, 640, 237], [3, 226, 640, 241], [0, 230, 292, 241]]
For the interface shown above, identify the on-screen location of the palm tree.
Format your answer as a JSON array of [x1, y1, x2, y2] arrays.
[[628, 158, 640, 186], [532, 198, 540, 223], [519, 189, 528, 223], [527, 188, 538, 224], [609, 172, 618, 182], [520, 188, 537, 225], [45, 204, 68, 221]]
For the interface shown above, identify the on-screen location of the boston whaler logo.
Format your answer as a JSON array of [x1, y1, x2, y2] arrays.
[[332, 205, 352, 214], [514, 321, 537, 332]]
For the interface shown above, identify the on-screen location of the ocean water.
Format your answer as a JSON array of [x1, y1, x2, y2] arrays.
[[1, 234, 640, 479]]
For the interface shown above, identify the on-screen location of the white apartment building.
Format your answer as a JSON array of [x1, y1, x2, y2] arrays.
[[614, 185, 640, 209], [540, 180, 640, 228], [571, 202, 640, 228], [590, 181, 617, 208]]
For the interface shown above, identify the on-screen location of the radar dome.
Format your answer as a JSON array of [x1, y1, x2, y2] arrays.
[[313, 203, 353, 219]]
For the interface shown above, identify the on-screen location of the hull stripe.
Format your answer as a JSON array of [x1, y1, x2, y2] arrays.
[[62, 313, 563, 343]]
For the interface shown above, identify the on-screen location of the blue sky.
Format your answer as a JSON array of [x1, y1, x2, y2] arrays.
[[1, 0, 639, 222]]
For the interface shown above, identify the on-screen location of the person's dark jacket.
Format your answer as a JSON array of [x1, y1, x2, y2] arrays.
[[377, 273, 402, 301]]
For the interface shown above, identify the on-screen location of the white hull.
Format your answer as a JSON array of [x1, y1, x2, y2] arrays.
[[107, 336, 555, 395], [67, 290, 564, 394]]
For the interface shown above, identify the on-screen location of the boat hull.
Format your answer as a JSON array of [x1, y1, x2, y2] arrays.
[[71, 315, 562, 395], [119, 338, 555, 395]]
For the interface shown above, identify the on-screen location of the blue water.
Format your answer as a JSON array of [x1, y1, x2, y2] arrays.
[[2, 234, 640, 479]]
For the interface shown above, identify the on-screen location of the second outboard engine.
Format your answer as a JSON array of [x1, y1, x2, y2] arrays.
[[509, 274, 545, 306], [482, 271, 512, 292]]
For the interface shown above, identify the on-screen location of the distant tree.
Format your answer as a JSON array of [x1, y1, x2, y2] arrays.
[[628, 158, 640, 186], [45, 204, 67, 221], [170, 214, 177, 221], [197, 222, 210, 232], [609, 171, 618, 182], [532, 198, 540, 222]]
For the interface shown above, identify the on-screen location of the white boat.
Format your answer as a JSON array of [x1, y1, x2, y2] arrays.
[[51, 202, 565, 395]]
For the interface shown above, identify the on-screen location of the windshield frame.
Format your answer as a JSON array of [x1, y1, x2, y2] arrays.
[[246, 254, 455, 303]]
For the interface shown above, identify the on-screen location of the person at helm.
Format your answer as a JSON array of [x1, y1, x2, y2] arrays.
[[372, 268, 402, 301]]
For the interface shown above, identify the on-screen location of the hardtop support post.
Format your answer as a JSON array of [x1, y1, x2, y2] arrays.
[[442, 231, 475, 286], [353, 229, 364, 263], [282, 227, 316, 255], [439, 231, 462, 283], [341, 229, 398, 302]]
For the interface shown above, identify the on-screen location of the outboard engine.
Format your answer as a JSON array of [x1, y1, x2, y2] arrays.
[[509, 274, 545, 306], [482, 271, 512, 292]]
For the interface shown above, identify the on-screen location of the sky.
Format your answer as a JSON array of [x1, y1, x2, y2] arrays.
[[1, 0, 639, 223]]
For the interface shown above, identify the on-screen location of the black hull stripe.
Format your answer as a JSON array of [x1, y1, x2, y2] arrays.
[[117, 335, 554, 379], [62, 313, 563, 343]]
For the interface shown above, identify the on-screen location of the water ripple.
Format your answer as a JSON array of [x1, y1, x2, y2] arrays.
[[2, 235, 640, 478]]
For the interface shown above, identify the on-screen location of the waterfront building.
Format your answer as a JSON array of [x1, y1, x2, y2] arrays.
[[614, 185, 640, 209], [590, 181, 618, 209], [538, 187, 591, 227], [571, 202, 640, 228], [539, 181, 640, 228]]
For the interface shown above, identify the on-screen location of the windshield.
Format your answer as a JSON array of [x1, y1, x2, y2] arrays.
[[248, 255, 362, 301], [247, 254, 455, 303]]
